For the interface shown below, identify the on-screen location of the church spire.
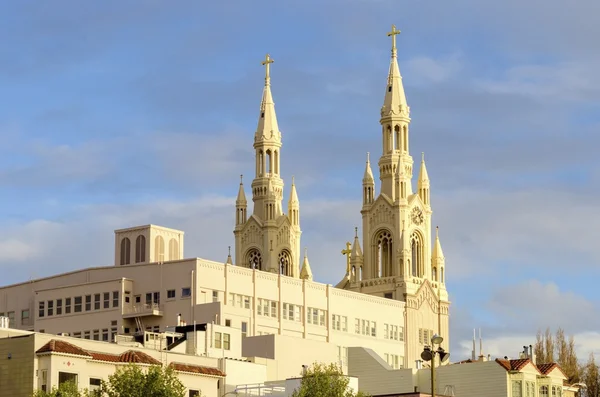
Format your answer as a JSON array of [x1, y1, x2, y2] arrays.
[[288, 176, 300, 226], [363, 153, 375, 205], [381, 25, 408, 118], [235, 175, 247, 226], [255, 54, 280, 143], [418, 152, 430, 207], [432, 226, 445, 285], [300, 247, 313, 281]]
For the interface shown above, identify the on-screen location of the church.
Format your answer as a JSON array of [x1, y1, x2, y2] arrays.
[[0, 24, 449, 388]]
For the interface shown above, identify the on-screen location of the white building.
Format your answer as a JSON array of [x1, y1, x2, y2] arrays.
[[0, 25, 451, 395]]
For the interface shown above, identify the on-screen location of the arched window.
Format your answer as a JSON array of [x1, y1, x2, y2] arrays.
[[278, 250, 292, 276], [155, 236, 165, 263], [266, 149, 272, 174], [387, 126, 393, 153], [374, 230, 393, 278], [246, 249, 262, 270], [432, 267, 437, 281], [120, 238, 131, 265], [441, 267, 444, 283], [258, 150, 264, 175], [411, 232, 423, 277], [403, 126, 408, 152], [135, 235, 146, 263], [394, 125, 401, 151], [169, 238, 179, 260], [539, 386, 548, 397], [274, 150, 279, 174]]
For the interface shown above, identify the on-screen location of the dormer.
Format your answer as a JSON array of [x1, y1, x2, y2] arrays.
[[114, 224, 185, 266]]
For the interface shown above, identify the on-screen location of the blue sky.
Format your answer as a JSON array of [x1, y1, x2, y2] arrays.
[[1, 0, 600, 359]]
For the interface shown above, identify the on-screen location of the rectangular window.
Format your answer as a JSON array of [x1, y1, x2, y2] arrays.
[[262, 300, 269, 316], [90, 378, 102, 394], [212, 290, 219, 302], [112, 291, 119, 307], [241, 322, 248, 338], [94, 294, 101, 310], [225, 319, 231, 327], [189, 391, 200, 397], [223, 333, 231, 350], [74, 296, 82, 313], [73, 332, 81, 338], [103, 292, 110, 309], [244, 296, 251, 309], [93, 330, 99, 341], [215, 332, 222, 349], [270, 301, 277, 318], [236, 295, 242, 308], [7, 311, 15, 326], [135, 295, 141, 303], [111, 327, 117, 342], [257, 299, 262, 315], [181, 287, 191, 298], [21, 309, 30, 321], [85, 295, 91, 311], [371, 322, 377, 337], [65, 298, 71, 314], [56, 299, 62, 315], [58, 372, 77, 386], [384, 324, 389, 339], [355, 319, 360, 334], [47, 301, 54, 316], [102, 329, 109, 341], [295, 305, 301, 322], [228, 293, 235, 306], [84, 331, 90, 339], [512, 381, 523, 397], [167, 289, 176, 299]]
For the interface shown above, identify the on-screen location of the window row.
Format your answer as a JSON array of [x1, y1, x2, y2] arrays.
[[282, 303, 302, 322], [119, 235, 180, 266], [167, 287, 192, 299], [331, 314, 348, 332], [384, 324, 404, 341], [355, 319, 377, 337], [418, 328, 435, 345], [257, 299, 278, 318], [513, 381, 563, 397], [71, 322, 118, 342], [307, 307, 326, 327], [214, 331, 231, 350], [384, 353, 405, 369], [228, 293, 252, 309], [38, 292, 119, 318]]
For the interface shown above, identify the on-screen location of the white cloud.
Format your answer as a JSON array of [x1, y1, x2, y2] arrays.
[[404, 53, 463, 84]]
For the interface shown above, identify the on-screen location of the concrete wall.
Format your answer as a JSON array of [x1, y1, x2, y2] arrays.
[[0, 334, 35, 397], [348, 346, 415, 395]]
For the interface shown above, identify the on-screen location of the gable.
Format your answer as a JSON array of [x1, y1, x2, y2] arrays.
[[368, 195, 396, 229], [407, 280, 440, 311]]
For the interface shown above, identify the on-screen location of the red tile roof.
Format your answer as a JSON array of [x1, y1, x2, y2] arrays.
[[169, 362, 226, 377], [37, 340, 92, 357], [495, 358, 541, 373], [537, 363, 567, 378]]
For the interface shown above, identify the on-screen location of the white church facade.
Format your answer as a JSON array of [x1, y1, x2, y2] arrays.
[[0, 25, 448, 382]]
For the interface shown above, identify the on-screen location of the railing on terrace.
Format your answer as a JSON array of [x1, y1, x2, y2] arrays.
[[122, 303, 164, 317], [233, 382, 287, 396]]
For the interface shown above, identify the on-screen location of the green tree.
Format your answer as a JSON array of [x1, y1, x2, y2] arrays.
[[533, 327, 580, 384], [33, 380, 88, 397], [291, 362, 370, 397], [102, 364, 187, 397], [583, 353, 600, 397]]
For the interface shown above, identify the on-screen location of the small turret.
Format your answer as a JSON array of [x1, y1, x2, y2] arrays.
[[226, 246, 233, 265], [431, 226, 445, 284], [236, 175, 247, 226], [418, 152, 430, 207], [363, 153, 375, 205], [350, 227, 363, 282], [288, 176, 300, 226], [300, 248, 313, 281]]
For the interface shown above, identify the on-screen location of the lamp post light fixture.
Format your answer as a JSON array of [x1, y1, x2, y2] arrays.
[[420, 334, 450, 397]]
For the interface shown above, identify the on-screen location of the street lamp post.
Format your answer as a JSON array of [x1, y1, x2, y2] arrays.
[[420, 334, 450, 397]]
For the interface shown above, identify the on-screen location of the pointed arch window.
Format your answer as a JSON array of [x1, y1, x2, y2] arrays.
[[120, 238, 131, 266], [266, 149, 272, 174], [441, 268, 444, 283], [374, 230, 393, 278], [155, 236, 165, 263], [394, 125, 401, 151], [411, 232, 424, 277], [169, 238, 179, 260], [403, 126, 408, 152], [278, 250, 292, 276], [246, 249, 262, 270], [432, 267, 437, 282], [135, 235, 146, 263]]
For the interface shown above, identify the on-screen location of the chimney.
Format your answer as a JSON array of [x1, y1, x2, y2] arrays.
[[177, 313, 182, 327], [529, 345, 535, 365], [487, 354, 491, 362]]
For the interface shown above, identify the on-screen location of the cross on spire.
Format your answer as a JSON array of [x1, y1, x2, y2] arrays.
[[387, 24, 401, 56], [261, 53, 274, 85]]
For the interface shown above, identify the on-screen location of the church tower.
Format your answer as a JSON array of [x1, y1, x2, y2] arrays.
[[233, 54, 302, 277], [338, 26, 450, 366]]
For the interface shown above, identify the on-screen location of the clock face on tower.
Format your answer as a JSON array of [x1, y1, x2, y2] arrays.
[[411, 207, 424, 225]]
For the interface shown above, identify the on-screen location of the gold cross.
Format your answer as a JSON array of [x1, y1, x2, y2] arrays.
[[261, 53, 274, 82], [341, 241, 352, 274], [387, 24, 401, 52]]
